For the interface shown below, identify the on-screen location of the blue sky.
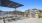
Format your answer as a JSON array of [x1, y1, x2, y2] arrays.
[[0, 0, 42, 12]]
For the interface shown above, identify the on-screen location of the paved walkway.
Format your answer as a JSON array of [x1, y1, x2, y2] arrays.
[[0, 18, 42, 23]]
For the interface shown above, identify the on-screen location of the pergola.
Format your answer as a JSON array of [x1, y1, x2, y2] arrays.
[[0, 0, 24, 23]]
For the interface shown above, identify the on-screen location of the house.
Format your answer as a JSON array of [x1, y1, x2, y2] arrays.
[[24, 8, 41, 18]]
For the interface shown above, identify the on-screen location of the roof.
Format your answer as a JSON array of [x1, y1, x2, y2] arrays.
[[0, 0, 24, 8]]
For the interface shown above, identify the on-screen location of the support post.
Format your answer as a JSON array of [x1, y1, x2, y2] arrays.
[[14, 8, 17, 18], [3, 17, 6, 23]]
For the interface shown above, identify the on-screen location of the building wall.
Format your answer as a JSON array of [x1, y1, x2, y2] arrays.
[[38, 13, 42, 18], [25, 8, 40, 18]]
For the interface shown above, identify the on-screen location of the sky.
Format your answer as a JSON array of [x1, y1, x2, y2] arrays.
[[0, 0, 42, 12]]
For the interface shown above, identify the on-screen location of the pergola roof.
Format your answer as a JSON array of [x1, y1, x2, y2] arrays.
[[0, 0, 24, 8]]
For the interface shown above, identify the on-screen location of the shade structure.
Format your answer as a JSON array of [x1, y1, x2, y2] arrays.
[[0, 0, 9, 6], [0, 0, 24, 23], [0, 0, 24, 8]]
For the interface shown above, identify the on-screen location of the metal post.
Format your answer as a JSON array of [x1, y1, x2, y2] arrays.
[[15, 8, 17, 18], [3, 17, 6, 23], [2, 11, 6, 23], [2, 12, 6, 23]]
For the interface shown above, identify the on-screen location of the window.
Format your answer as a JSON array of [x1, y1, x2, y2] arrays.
[[31, 14, 35, 18], [31, 10, 36, 18], [26, 14, 28, 17]]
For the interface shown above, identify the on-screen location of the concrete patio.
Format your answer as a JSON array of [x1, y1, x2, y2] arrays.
[[0, 18, 42, 23]]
